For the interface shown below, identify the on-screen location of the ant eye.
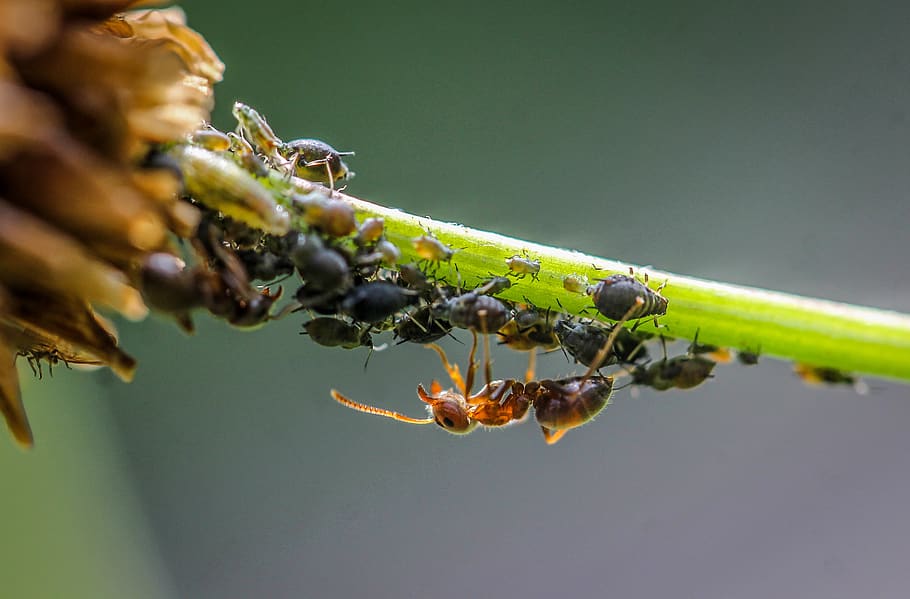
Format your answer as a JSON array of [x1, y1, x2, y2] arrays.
[[431, 400, 477, 435]]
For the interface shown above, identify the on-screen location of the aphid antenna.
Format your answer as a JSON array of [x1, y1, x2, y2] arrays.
[[330, 390, 434, 425], [687, 328, 703, 356], [658, 335, 669, 361]]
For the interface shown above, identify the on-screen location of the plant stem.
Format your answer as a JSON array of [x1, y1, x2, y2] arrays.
[[171, 145, 910, 383]]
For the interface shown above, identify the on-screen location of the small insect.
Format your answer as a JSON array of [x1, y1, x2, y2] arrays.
[[17, 347, 102, 379], [498, 307, 559, 352], [190, 128, 232, 152], [737, 350, 760, 365], [433, 291, 512, 334], [330, 299, 644, 444], [563, 273, 589, 294], [497, 306, 558, 382], [232, 101, 283, 161], [236, 249, 296, 282], [474, 276, 512, 296], [226, 131, 270, 177], [793, 363, 868, 393], [689, 334, 733, 363], [413, 233, 455, 263], [631, 355, 716, 391], [281, 138, 355, 189], [289, 234, 353, 306], [355, 217, 385, 247], [232, 102, 354, 188], [301, 317, 373, 350], [375, 240, 401, 265], [394, 305, 454, 345], [505, 251, 541, 281], [294, 193, 358, 238], [340, 281, 420, 323], [587, 269, 668, 324], [554, 317, 650, 370]]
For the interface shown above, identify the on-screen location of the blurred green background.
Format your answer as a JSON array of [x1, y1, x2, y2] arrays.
[[4, 1, 910, 597]]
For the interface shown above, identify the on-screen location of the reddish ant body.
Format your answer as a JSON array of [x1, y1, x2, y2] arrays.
[[331, 299, 644, 444]]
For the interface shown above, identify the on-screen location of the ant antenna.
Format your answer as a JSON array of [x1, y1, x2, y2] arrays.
[[330, 390, 433, 425]]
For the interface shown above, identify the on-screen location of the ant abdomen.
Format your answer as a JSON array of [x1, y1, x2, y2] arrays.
[[525, 376, 613, 431], [529, 376, 614, 434]]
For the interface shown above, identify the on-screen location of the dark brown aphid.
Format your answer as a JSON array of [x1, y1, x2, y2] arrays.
[[236, 249, 296, 282], [554, 317, 649, 370], [587, 272, 668, 323], [397, 262, 431, 291], [394, 305, 453, 345], [281, 138, 354, 188], [631, 355, 716, 391], [505, 251, 540, 281], [301, 317, 373, 349], [340, 281, 419, 323], [331, 299, 645, 444], [737, 350, 760, 365], [794, 363, 867, 393], [433, 292, 512, 334], [289, 234, 352, 306]]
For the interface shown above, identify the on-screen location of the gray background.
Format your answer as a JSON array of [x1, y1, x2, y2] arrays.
[[7, 2, 910, 598]]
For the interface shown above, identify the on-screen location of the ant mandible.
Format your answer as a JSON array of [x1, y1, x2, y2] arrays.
[[331, 299, 645, 444]]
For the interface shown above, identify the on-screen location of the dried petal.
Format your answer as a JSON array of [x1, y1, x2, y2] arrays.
[[0, 199, 148, 320], [0, 330, 31, 448]]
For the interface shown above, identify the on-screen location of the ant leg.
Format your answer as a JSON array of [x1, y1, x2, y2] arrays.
[[525, 350, 537, 383], [482, 328, 493, 388], [541, 426, 568, 445], [332, 389, 433, 425], [426, 342, 469, 396], [582, 297, 644, 382]]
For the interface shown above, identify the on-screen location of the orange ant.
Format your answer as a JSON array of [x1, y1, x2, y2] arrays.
[[331, 298, 645, 444]]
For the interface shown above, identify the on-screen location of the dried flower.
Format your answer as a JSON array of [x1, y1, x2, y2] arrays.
[[0, 1, 224, 447]]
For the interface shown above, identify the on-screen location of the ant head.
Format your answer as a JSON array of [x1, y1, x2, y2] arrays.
[[417, 384, 478, 434]]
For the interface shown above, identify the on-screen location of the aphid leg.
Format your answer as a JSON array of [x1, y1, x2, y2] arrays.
[[582, 297, 644, 382], [24, 355, 39, 378], [331, 389, 433, 424], [427, 342, 469, 396], [541, 426, 568, 445], [304, 154, 334, 190]]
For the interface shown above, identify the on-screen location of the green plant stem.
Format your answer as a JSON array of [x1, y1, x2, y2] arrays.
[[172, 145, 910, 383]]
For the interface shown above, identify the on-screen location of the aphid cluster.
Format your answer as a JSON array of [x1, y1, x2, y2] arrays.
[[152, 102, 863, 448]]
